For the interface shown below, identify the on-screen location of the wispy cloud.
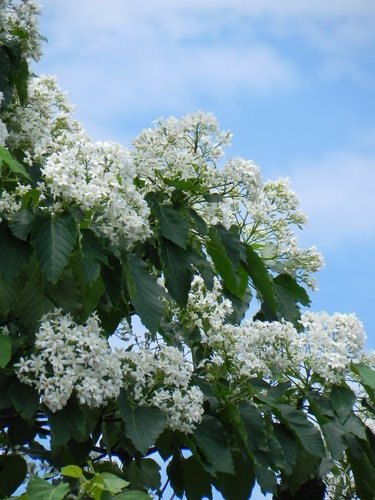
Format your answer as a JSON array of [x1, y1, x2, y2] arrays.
[[286, 153, 375, 249]]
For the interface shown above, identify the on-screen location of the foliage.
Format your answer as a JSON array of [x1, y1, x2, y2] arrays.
[[1, 2, 375, 499]]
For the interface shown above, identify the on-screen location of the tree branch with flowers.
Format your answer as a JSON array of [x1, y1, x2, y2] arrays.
[[1, 1, 375, 499]]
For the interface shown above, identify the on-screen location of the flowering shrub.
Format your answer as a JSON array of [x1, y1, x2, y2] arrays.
[[1, 2, 375, 499]]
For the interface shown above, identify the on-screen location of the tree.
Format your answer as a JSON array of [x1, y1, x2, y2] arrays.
[[1, 2, 375, 499]]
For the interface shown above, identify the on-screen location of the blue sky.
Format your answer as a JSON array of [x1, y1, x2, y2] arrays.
[[34, 0, 375, 347]]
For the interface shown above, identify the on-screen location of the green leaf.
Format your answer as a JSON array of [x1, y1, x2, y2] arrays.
[[212, 454, 255, 500], [0, 145, 31, 180], [154, 203, 189, 249], [125, 459, 161, 492], [100, 473, 129, 493], [0, 222, 31, 282], [238, 402, 268, 454], [273, 274, 310, 306], [352, 363, 375, 391], [32, 212, 77, 284], [276, 405, 325, 458], [45, 268, 82, 317], [194, 415, 234, 475], [254, 465, 277, 495], [123, 254, 165, 334], [10, 379, 40, 419], [321, 419, 347, 459], [330, 385, 356, 424], [183, 456, 212, 500], [0, 334, 11, 368], [26, 476, 69, 500], [188, 208, 208, 236], [61, 465, 82, 478], [347, 434, 375, 498], [243, 243, 277, 312], [159, 238, 193, 306], [118, 391, 166, 455], [116, 492, 151, 500], [0, 454, 27, 497], [8, 209, 34, 241], [273, 423, 297, 476], [47, 399, 86, 447], [17, 273, 55, 331], [284, 443, 321, 494], [207, 224, 243, 296]]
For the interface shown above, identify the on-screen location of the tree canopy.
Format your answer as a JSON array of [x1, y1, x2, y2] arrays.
[[1, 2, 375, 499]]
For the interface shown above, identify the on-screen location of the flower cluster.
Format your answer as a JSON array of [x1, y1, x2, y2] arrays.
[[41, 135, 151, 248], [203, 311, 367, 386], [15, 310, 123, 412], [121, 345, 204, 433], [0, 0, 42, 61]]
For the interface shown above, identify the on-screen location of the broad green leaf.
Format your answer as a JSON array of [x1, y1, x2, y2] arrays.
[[124, 458, 161, 491], [167, 452, 184, 498], [254, 465, 277, 495], [276, 405, 325, 458], [352, 363, 375, 391], [10, 379, 40, 419], [159, 238, 193, 306], [238, 401, 268, 453], [207, 224, 243, 296], [0, 222, 31, 282], [45, 268, 82, 316], [330, 385, 356, 424], [194, 415, 234, 475], [32, 212, 77, 284], [284, 443, 321, 494], [17, 274, 54, 331], [273, 423, 297, 476], [123, 254, 165, 334], [61, 465, 82, 478], [47, 399, 86, 447], [347, 434, 375, 498], [8, 209, 34, 241], [273, 274, 310, 306], [80, 229, 108, 283], [0, 145, 31, 180], [188, 208, 208, 236], [100, 473, 129, 493], [118, 391, 166, 455], [243, 243, 277, 312], [0, 334, 11, 368], [0, 454, 27, 497], [154, 203, 189, 249], [321, 419, 347, 459], [26, 476, 69, 500], [212, 454, 255, 500], [183, 456, 212, 500]]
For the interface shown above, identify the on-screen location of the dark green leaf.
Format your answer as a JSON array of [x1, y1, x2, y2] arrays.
[[0, 334, 11, 368], [0, 454, 27, 497], [183, 456, 212, 500], [26, 476, 69, 500], [123, 254, 165, 334], [273, 274, 310, 306], [284, 443, 321, 494], [116, 492, 151, 500], [207, 224, 243, 296], [347, 434, 375, 498], [330, 385, 356, 424], [276, 405, 325, 457], [243, 243, 277, 312], [118, 391, 166, 455], [255, 465, 277, 495], [212, 454, 255, 500], [154, 203, 189, 249], [7, 416, 36, 445], [194, 415, 234, 475], [8, 209, 34, 241], [47, 399, 86, 447], [32, 212, 77, 284], [45, 268, 82, 317], [167, 451, 184, 498], [0, 145, 31, 180], [321, 419, 347, 459], [17, 273, 54, 331], [159, 238, 193, 306], [203, 193, 223, 203], [273, 423, 297, 476], [188, 208, 208, 236], [10, 379, 40, 419], [124, 459, 161, 491], [238, 401, 268, 453], [0, 222, 31, 281]]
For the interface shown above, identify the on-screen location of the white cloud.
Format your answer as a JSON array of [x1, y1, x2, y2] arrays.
[[285, 153, 375, 249]]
